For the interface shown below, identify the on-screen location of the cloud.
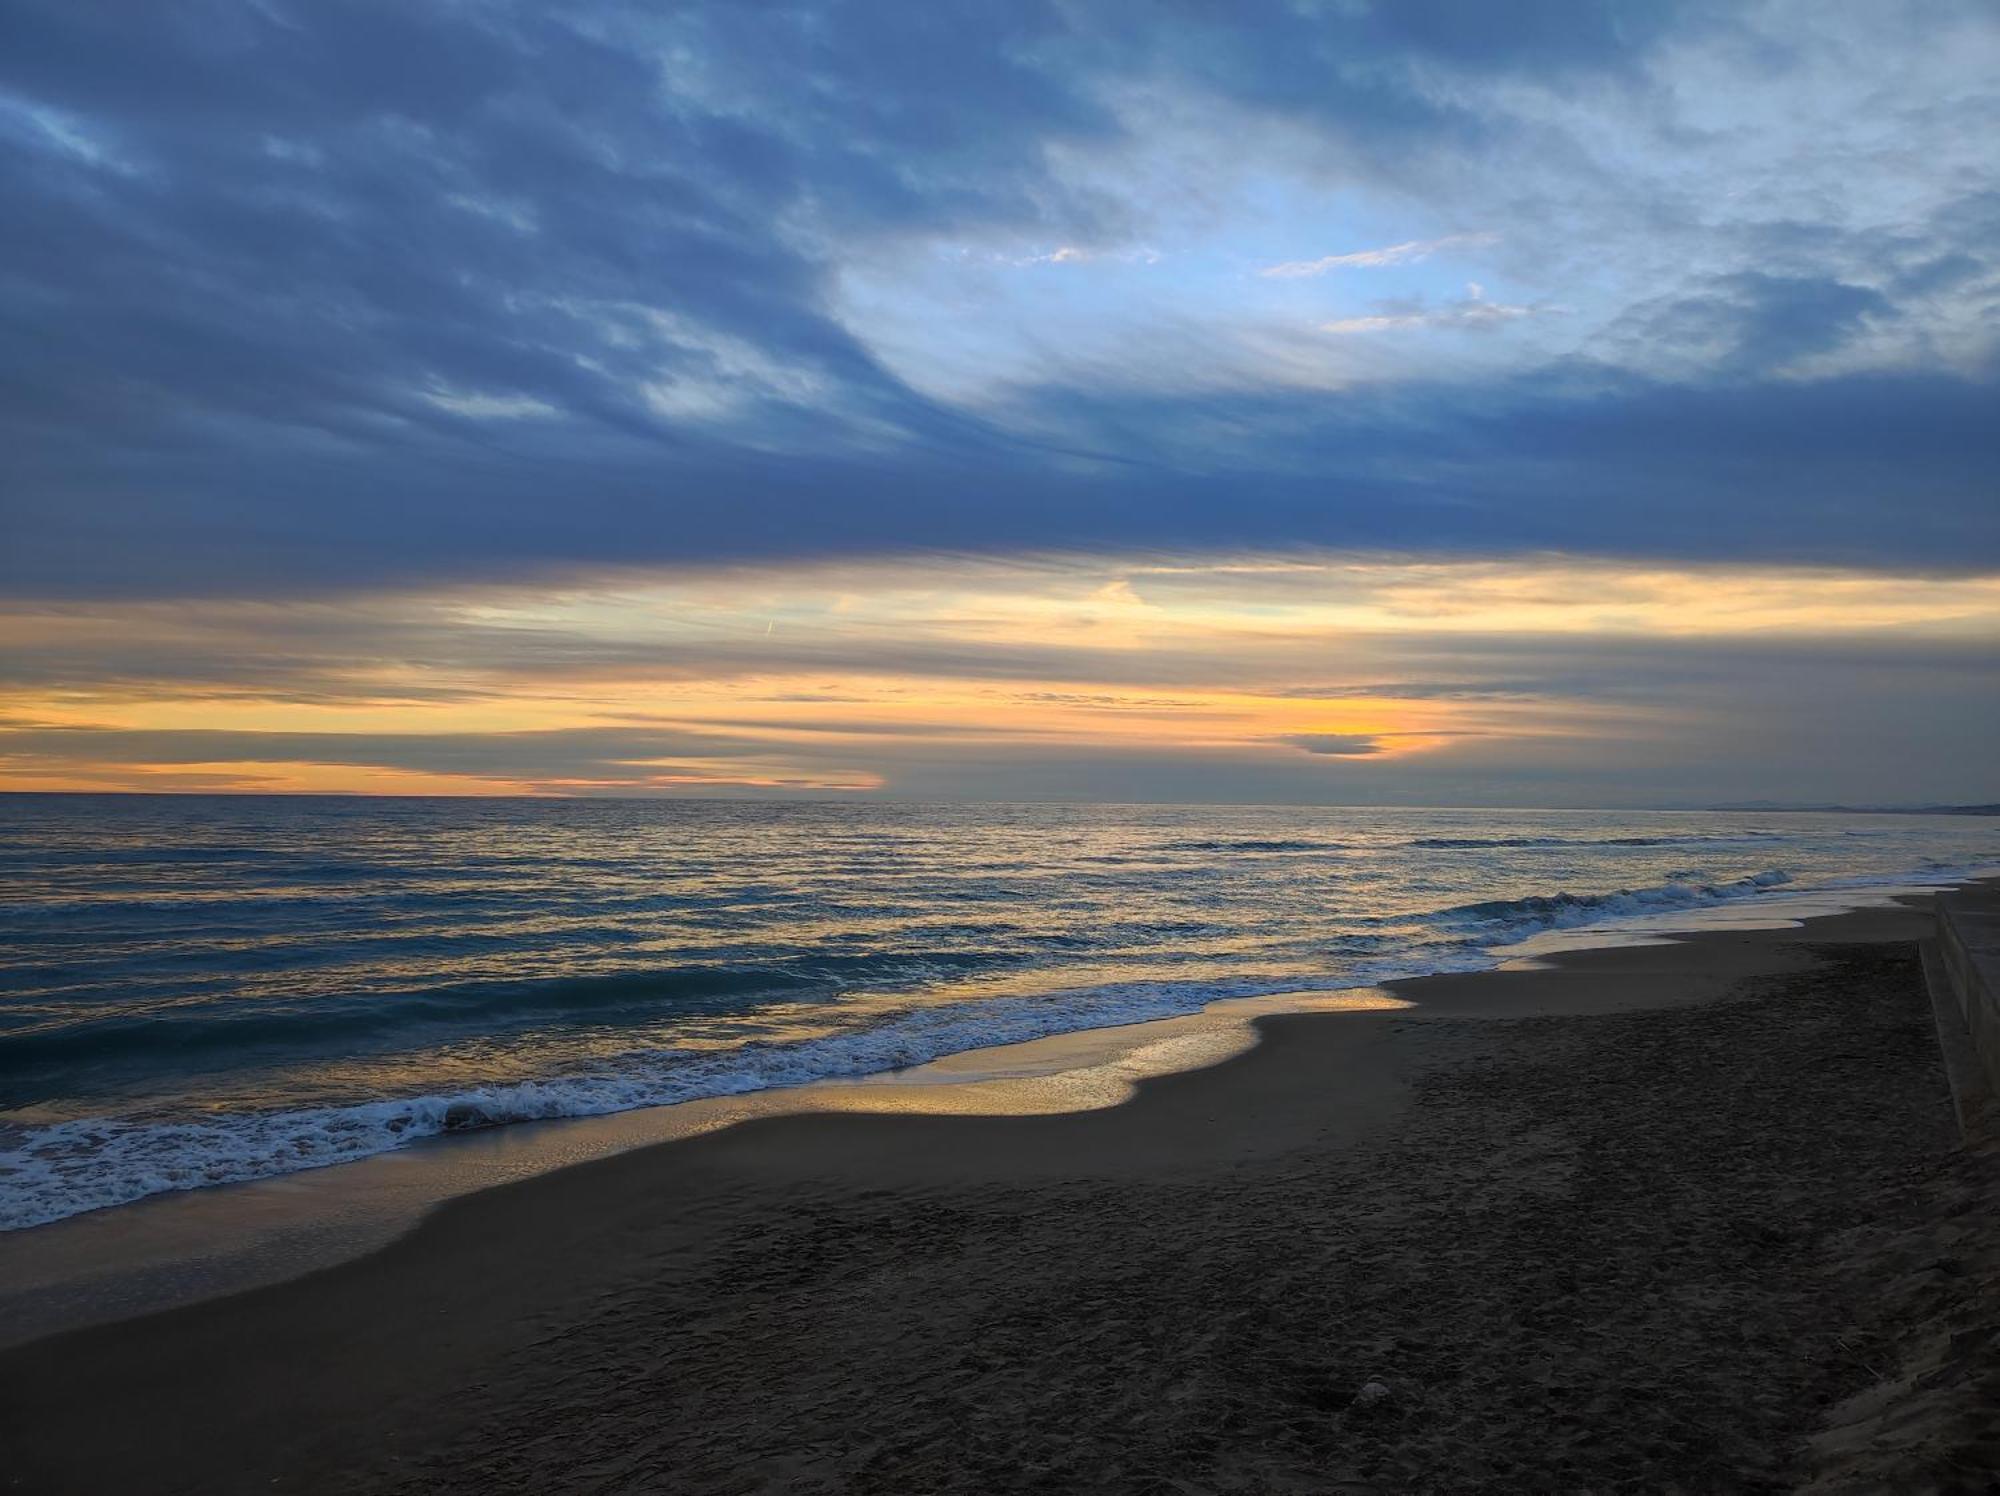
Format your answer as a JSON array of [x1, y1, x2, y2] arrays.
[[0, 723, 885, 793], [0, 0, 1994, 607], [1261, 232, 1497, 278], [1613, 273, 1897, 375], [6, 554, 1993, 801], [422, 388, 561, 421], [16, 611, 1990, 805], [1320, 284, 1545, 334], [1274, 733, 1390, 756], [1266, 682, 1553, 701]]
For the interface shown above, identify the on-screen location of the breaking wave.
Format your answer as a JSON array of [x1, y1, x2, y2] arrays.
[[0, 972, 1336, 1230], [0, 868, 1834, 1230], [1432, 869, 1794, 936], [4, 789, 1993, 1233], [1404, 833, 1784, 850]]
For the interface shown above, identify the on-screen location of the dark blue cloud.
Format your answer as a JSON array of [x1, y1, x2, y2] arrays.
[[1, 0, 1996, 598], [1274, 733, 1389, 757], [1616, 273, 1896, 374], [6, 363, 1997, 596]]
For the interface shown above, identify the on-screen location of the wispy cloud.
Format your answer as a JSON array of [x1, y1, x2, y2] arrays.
[[422, 387, 560, 420], [0, 2, 1996, 604], [1321, 284, 1545, 334], [1261, 233, 1498, 279], [1008, 245, 1162, 266]]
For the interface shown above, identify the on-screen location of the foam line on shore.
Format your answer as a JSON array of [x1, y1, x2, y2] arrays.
[[8, 863, 1980, 1231], [0, 875, 1984, 1353]]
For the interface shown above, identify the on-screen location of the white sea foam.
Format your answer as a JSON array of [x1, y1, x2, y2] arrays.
[[9, 782, 1998, 1236], [6, 857, 1984, 1231], [1433, 868, 1796, 936], [0, 974, 1345, 1230]]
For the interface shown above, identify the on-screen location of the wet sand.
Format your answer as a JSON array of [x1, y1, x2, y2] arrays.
[[3, 896, 1996, 1493]]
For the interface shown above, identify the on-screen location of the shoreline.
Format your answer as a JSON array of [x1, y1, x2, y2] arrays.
[[3, 882, 1994, 1491], [0, 876, 1984, 1351]]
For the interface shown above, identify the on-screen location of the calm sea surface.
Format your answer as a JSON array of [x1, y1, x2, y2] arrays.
[[2, 795, 1995, 1229]]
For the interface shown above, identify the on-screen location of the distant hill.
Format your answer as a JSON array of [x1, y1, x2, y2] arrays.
[[1704, 802, 2000, 817]]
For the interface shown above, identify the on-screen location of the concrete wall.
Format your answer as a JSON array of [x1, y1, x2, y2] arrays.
[[1937, 890, 2000, 1100]]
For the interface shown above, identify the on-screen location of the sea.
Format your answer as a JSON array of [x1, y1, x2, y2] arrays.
[[2, 794, 1995, 1232]]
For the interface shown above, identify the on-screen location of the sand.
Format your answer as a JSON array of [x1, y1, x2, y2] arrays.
[[2, 897, 1996, 1494]]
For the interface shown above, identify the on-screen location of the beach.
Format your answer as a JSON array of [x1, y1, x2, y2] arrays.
[[8, 0, 2000, 1488], [3, 890, 1994, 1494], [8, 3, 1996, 1486]]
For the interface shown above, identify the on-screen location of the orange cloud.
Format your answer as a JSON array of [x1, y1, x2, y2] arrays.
[[3, 554, 1993, 796]]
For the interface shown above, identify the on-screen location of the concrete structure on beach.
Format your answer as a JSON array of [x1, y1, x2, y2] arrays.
[[1930, 887, 2000, 1133]]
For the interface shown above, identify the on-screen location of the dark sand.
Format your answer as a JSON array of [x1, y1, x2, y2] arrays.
[[3, 899, 1996, 1494]]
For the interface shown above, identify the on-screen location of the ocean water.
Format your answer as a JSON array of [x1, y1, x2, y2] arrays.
[[2, 795, 1994, 1230]]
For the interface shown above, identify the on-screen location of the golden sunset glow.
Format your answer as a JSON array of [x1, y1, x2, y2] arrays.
[[6, 556, 1995, 799]]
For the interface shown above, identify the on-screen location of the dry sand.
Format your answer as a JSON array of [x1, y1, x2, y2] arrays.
[[2, 898, 1996, 1494]]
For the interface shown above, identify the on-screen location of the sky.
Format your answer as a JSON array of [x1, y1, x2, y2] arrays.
[[2, 0, 1997, 804]]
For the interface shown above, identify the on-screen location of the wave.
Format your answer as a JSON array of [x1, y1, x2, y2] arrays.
[[1432, 869, 1793, 937], [0, 971, 1371, 1231], [1156, 838, 1346, 853], [0, 950, 1029, 1078], [1804, 858, 1993, 890], [1403, 833, 1785, 850], [0, 845, 292, 868], [4, 826, 1989, 1231], [0, 865, 1831, 1230]]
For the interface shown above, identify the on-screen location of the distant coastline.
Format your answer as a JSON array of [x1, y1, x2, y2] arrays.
[[1703, 802, 2000, 817]]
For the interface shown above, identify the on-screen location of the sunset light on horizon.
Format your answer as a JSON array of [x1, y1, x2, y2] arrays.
[[8, 554, 1996, 801]]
